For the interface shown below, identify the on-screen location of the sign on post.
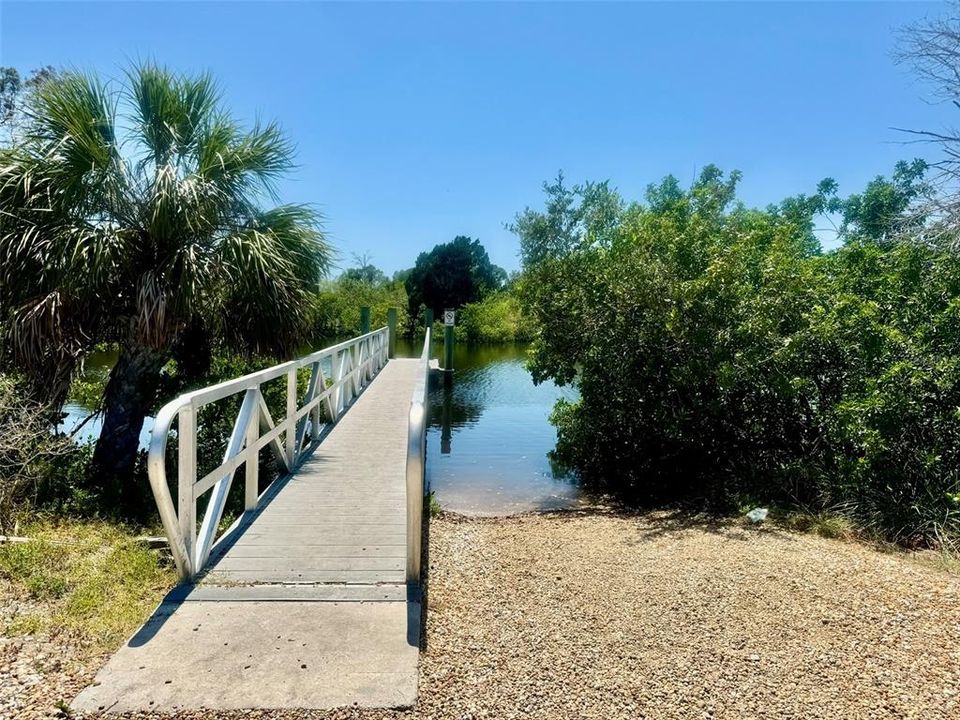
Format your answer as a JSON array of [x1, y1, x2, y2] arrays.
[[443, 309, 455, 374]]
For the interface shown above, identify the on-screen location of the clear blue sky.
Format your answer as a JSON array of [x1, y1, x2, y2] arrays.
[[0, 1, 951, 273]]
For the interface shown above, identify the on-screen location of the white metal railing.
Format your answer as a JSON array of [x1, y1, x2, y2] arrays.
[[147, 327, 390, 580], [405, 327, 432, 586]]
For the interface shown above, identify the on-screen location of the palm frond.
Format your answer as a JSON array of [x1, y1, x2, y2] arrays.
[[0, 62, 330, 396], [126, 62, 219, 166], [196, 117, 293, 197], [216, 205, 330, 354], [25, 71, 114, 158]]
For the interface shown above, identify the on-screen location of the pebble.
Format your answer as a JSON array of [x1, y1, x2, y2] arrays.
[[4, 511, 960, 719]]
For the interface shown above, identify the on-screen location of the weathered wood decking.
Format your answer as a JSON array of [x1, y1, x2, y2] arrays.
[[73, 358, 424, 713], [202, 358, 420, 591]]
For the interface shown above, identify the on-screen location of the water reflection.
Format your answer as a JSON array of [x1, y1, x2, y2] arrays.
[[423, 343, 583, 516]]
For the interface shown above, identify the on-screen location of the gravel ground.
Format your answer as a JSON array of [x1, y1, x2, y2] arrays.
[[0, 585, 101, 720], [5, 510, 960, 719]]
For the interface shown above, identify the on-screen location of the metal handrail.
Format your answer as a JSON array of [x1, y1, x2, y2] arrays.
[[405, 327, 432, 586], [147, 327, 390, 580]]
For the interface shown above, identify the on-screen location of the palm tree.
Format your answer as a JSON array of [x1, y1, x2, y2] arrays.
[[0, 64, 332, 495]]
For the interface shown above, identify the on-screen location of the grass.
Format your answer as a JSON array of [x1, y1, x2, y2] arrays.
[[777, 510, 858, 540], [427, 490, 443, 518], [0, 518, 176, 653]]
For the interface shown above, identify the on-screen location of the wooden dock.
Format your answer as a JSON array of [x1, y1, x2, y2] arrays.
[[202, 358, 420, 592], [73, 345, 428, 713]]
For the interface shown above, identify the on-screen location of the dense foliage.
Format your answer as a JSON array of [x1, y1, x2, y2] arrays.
[[310, 275, 409, 340], [405, 235, 506, 319], [455, 290, 533, 343], [516, 167, 960, 547]]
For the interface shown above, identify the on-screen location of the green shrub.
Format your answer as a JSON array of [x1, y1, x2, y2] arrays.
[[310, 278, 408, 340], [456, 291, 534, 343], [515, 166, 960, 548], [0, 375, 76, 532]]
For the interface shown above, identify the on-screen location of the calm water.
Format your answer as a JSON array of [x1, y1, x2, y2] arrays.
[[57, 347, 160, 447], [64, 340, 584, 515], [412, 342, 584, 515]]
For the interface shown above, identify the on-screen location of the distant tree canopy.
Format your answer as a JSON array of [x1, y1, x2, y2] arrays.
[[338, 253, 388, 285], [312, 255, 409, 338], [404, 236, 506, 319], [829, 159, 931, 243], [0, 65, 57, 137], [340, 264, 386, 284]]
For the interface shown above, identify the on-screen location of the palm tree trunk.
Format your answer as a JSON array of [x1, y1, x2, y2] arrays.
[[91, 344, 165, 506]]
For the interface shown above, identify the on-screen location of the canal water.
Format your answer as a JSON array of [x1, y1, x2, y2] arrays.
[[63, 341, 584, 515], [400, 341, 583, 515], [58, 347, 159, 448]]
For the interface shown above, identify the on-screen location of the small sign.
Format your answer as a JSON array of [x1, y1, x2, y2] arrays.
[[443, 310, 456, 326]]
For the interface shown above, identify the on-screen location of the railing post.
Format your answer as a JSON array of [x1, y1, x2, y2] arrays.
[[405, 327, 430, 588], [331, 349, 345, 419], [443, 308, 455, 374], [387, 309, 397, 359], [245, 388, 259, 511], [406, 402, 424, 586], [310, 361, 322, 442], [177, 404, 197, 577], [285, 366, 297, 469], [424, 308, 433, 331], [351, 339, 362, 397], [360, 306, 371, 335]]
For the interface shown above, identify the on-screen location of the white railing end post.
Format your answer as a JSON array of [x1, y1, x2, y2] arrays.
[[177, 403, 198, 579], [285, 366, 298, 469], [245, 387, 260, 511]]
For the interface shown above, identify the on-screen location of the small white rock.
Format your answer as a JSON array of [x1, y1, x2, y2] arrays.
[[746, 507, 769, 524]]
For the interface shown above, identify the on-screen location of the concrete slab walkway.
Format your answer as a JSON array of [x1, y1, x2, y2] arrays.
[[73, 360, 423, 713]]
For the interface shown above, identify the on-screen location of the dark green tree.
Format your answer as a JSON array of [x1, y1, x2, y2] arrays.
[[513, 166, 960, 547], [830, 159, 930, 243], [405, 236, 506, 319], [509, 172, 623, 266]]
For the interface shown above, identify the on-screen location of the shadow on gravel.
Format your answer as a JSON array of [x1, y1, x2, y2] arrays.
[[436, 504, 799, 545]]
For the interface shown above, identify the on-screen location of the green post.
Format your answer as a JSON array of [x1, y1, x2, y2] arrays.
[[360, 306, 370, 334], [424, 308, 434, 332], [443, 308, 455, 373], [444, 324, 454, 371], [386, 308, 397, 359]]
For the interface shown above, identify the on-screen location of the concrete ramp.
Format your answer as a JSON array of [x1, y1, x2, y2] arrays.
[[74, 596, 419, 712]]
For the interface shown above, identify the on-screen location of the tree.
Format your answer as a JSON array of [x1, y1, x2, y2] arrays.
[[830, 159, 930, 243], [0, 64, 332, 497], [0, 68, 21, 128], [509, 172, 624, 266], [0, 66, 57, 141], [897, 6, 960, 242], [513, 166, 960, 546], [404, 236, 506, 319], [339, 252, 387, 285]]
